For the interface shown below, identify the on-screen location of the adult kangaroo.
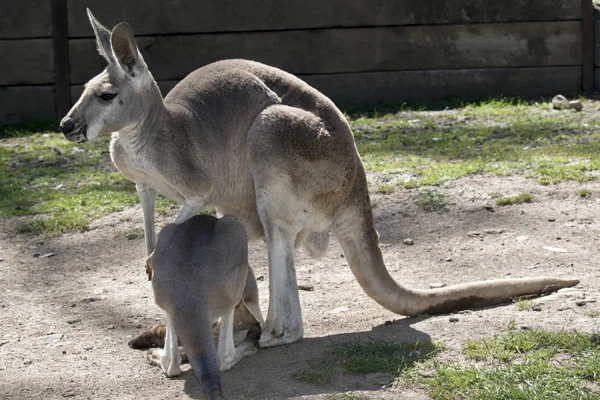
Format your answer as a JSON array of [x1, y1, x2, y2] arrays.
[[60, 10, 579, 348]]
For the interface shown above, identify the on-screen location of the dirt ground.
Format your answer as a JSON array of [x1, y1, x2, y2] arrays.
[[0, 174, 599, 399]]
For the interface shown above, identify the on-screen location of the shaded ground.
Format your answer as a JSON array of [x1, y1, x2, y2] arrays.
[[1, 173, 598, 399]]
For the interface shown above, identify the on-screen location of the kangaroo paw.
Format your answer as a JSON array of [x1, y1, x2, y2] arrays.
[[129, 323, 166, 349]]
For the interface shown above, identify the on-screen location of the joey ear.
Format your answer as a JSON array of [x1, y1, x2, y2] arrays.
[[87, 8, 113, 63], [111, 22, 145, 77]]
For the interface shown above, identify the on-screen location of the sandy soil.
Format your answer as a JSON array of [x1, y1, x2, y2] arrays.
[[0, 174, 598, 399]]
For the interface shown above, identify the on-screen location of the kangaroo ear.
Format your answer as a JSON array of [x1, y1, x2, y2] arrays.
[[111, 22, 145, 77], [87, 8, 113, 63]]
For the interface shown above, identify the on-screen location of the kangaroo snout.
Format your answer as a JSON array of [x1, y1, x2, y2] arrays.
[[60, 117, 88, 143], [60, 117, 75, 134]]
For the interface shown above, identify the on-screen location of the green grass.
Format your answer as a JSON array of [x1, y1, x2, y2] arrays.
[[408, 329, 600, 400], [292, 328, 599, 398], [513, 297, 534, 311], [0, 127, 178, 236], [349, 98, 600, 188], [292, 338, 443, 387], [374, 183, 395, 195], [579, 189, 592, 199], [325, 394, 369, 400], [291, 358, 335, 387], [495, 193, 533, 206], [417, 189, 448, 212], [115, 227, 145, 240]]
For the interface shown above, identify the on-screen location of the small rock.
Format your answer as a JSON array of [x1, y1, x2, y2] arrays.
[[340, 254, 344, 258], [449, 316, 459, 323], [568, 100, 583, 111], [552, 94, 569, 109], [591, 335, 598, 344], [576, 300, 587, 307], [429, 282, 447, 289], [256, 275, 265, 281], [542, 246, 568, 253], [298, 284, 314, 292], [531, 305, 542, 312], [445, 257, 453, 262], [547, 218, 556, 222], [457, 310, 471, 314], [484, 228, 504, 235], [136, 324, 143, 329], [467, 231, 481, 237], [33, 253, 40, 258], [23, 360, 32, 366], [62, 350, 67, 355], [62, 390, 76, 398], [384, 320, 392, 326], [44, 333, 64, 347], [39, 253, 55, 259], [107, 324, 115, 330], [403, 238, 414, 245], [483, 205, 495, 212], [365, 372, 395, 386], [520, 325, 531, 330]]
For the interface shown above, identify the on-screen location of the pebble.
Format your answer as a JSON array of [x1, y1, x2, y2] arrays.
[[403, 238, 414, 245], [449, 316, 459, 323], [531, 305, 542, 311], [551, 94, 569, 109], [568, 100, 583, 111], [256, 275, 265, 281], [429, 282, 446, 289], [298, 284, 314, 292], [445, 257, 453, 262], [575, 300, 587, 307], [365, 372, 395, 386], [467, 231, 481, 237]]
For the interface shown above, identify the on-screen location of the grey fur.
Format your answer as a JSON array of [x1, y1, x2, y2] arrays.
[[147, 214, 262, 399], [61, 10, 579, 348]]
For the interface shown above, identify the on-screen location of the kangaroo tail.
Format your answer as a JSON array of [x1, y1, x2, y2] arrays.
[[333, 166, 579, 316]]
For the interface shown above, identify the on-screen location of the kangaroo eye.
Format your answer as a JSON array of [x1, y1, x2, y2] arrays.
[[99, 93, 117, 101]]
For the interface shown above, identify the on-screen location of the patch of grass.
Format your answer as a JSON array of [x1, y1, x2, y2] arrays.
[[495, 193, 533, 206], [291, 358, 334, 387], [291, 339, 442, 388], [374, 183, 394, 195], [513, 297, 534, 311], [0, 130, 181, 236], [585, 310, 599, 318], [331, 339, 443, 375], [349, 98, 600, 187], [325, 393, 369, 400], [579, 189, 592, 199], [417, 190, 448, 212], [409, 329, 600, 400], [116, 227, 145, 240]]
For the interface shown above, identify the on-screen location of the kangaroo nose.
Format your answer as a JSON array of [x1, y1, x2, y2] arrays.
[[60, 118, 75, 135]]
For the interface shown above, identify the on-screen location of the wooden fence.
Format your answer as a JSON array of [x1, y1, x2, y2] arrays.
[[0, 0, 596, 125]]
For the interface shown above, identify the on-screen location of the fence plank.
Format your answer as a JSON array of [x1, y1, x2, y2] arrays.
[[0, 86, 56, 125], [0, 0, 52, 39], [0, 40, 54, 85], [302, 67, 582, 104], [52, 0, 71, 119], [69, 22, 581, 84], [581, 0, 594, 90], [68, 0, 581, 37]]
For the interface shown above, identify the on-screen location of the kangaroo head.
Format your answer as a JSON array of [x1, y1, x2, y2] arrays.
[[60, 9, 155, 143]]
